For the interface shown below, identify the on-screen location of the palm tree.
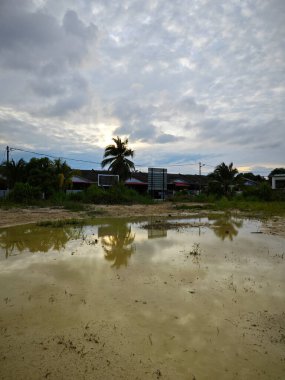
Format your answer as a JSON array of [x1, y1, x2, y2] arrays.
[[53, 158, 73, 191], [101, 136, 135, 181], [209, 162, 238, 196], [0, 159, 27, 189]]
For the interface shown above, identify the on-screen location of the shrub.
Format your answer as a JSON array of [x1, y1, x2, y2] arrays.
[[242, 182, 272, 201], [8, 182, 42, 203], [84, 185, 108, 203], [67, 191, 84, 202], [81, 183, 152, 205]]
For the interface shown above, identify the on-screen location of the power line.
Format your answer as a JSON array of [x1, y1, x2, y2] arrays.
[[1, 145, 275, 175], [7, 146, 200, 169], [9, 147, 102, 165]]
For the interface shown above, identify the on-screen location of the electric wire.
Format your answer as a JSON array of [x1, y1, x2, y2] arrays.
[[0, 145, 274, 175]]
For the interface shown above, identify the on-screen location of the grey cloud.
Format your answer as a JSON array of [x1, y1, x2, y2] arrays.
[[0, 3, 97, 73], [42, 93, 89, 117], [0, 0, 284, 173], [31, 80, 66, 98], [156, 133, 182, 144], [63, 10, 97, 40], [196, 118, 284, 149], [177, 97, 207, 114]]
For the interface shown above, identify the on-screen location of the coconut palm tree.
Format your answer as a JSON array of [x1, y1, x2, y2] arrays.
[[53, 158, 73, 191], [101, 136, 135, 181], [209, 162, 238, 196], [0, 159, 27, 188]]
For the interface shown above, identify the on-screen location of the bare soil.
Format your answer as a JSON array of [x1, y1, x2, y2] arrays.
[[0, 203, 285, 237], [0, 206, 285, 379]]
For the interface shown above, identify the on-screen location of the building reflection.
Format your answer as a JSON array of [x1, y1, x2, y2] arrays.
[[0, 224, 83, 258], [210, 213, 243, 241], [99, 221, 136, 268]]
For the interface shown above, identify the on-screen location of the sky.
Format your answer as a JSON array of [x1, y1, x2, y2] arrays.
[[0, 0, 284, 176]]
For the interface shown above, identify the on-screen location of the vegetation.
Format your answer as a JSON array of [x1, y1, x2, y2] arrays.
[[68, 183, 153, 205], [0, 157, 74, 200], [208, 162, 238, 196], [268, 168, 285, 177], [1, 154, 285, 217], [37, 219, 86, 227], [101, 136, 135, 181]]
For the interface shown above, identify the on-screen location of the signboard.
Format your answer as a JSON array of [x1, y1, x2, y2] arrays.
[[98, 174, 119, 187], [148, 168, 167, 199]]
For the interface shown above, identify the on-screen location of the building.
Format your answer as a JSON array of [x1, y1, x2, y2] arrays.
[[71, 169, 208, 196], [271, 174, 285, 189]]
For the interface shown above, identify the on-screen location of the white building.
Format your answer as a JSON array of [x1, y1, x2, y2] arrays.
[[271, 174, 285, 189]]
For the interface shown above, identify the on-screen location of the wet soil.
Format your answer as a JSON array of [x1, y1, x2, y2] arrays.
[[0, 204, 285, 237], [0, 216, 284, 379]]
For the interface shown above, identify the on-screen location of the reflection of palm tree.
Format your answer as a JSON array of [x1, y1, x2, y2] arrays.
[[211, 214, 243, 241], [0, 225, 83, 258], [101, 223, 135, 268]]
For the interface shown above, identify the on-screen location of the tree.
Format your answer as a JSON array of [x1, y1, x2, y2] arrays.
[[0, 159, 27, 188], [236, 172, 265, 183], [268, 168, 285, 177], [101, 136, 135, 181], [53, 158, 73, 191], [208, 162, 238, 196], [26, 157, 55, 196]]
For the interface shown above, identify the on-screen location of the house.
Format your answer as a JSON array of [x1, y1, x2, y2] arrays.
[[271, 174, 285, 190], [71, 169, 209, 196]]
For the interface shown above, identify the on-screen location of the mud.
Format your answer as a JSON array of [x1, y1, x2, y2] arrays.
[[0, 215, 285, 379]]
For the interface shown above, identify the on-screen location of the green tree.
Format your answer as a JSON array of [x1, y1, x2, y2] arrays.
[[209, 162, 238, 196], [268, 168, 285, 177], [0, 159, 27, 188], [101, 136, 135, 181], [26, 157, 56, 197], [53, 158, 73, 191]]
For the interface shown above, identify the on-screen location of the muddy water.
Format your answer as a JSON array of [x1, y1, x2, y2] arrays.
[[0, 215, 284, 379]]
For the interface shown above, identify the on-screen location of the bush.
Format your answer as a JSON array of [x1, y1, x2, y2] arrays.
[[8, 182, 42, 203], [81, 183, 152, 205], [50, 191, 67, 204], [242, 182, 272, 201], [67, 191, 84, 202], [84, 185, 108, 203], [272, 189, 285, 201]]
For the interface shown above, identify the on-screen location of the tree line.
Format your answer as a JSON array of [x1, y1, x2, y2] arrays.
[[1, 136, 285, 202]]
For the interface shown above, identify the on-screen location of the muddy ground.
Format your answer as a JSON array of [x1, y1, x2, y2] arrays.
[[0, 203, 285, 236], [0, 205, 285, 379]]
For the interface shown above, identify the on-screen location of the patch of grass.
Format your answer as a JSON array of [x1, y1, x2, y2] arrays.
[[62, 201, 86, 212], [175, 203, 213, 210], [212, 199, 285, 217], [37, 218, 86, 228], [86, 209, 105, 217], [189, 243, 201, 256]]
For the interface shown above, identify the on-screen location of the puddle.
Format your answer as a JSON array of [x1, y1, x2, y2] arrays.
[[0, 215, 284, 379]]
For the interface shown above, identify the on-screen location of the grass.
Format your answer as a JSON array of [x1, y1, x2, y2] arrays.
[[175, 204, 212, 210], [173, 199, 285, 217], [212, 199, 285, 217], [37, 218, 87, 228]]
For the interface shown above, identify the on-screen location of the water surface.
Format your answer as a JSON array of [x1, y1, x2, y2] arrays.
[[0, 215, 284, 379]]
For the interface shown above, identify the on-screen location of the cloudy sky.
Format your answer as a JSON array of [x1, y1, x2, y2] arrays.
[[0, 0, 284, 175]]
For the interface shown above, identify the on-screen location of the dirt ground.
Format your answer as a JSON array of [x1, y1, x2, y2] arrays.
[[0, 203, 285, 237], [0, 205, 285, 379]]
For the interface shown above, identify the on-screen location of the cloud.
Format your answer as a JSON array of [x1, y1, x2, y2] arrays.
[[155, 133, 182, 144], [0, 0, 284, 174]]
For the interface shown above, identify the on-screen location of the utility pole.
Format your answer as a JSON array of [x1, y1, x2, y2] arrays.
[[6, 146, 10, 164], [199, 162, 205, 194], [199, 162, 205, 176]]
